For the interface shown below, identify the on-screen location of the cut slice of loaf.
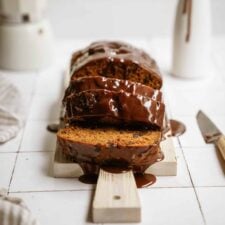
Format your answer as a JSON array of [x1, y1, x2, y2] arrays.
[[65, 89, 165, 129], [63, 76, 162, 102], [70, 41, 162, 89], [57, 125, 163, 174]]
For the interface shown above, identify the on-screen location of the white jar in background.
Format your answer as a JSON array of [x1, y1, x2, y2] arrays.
[[172, 0, 211, 79], [0, 0, 54, 71]]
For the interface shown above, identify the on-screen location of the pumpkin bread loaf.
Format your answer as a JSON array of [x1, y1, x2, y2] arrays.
[[57, 41, 165, 174]]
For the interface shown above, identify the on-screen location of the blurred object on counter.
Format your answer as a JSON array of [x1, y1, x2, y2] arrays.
[[0, 0, 54, 71], [0, 77, 26, 143], [172, 0, 211, 78], [0, 189, 40, 225]]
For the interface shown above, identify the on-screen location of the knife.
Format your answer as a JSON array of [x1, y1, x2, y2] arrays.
[[197, 110, 225, 160]]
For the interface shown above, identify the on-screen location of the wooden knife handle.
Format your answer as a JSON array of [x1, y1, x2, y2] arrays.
[[216, 135, 225, 161]]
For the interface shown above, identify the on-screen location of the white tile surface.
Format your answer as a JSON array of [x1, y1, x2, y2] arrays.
[[166, 88, 198, 117], [183, 147, 225, 187], [0, 130, 23, 153], [0, 72, 37, 95], [35, 65, 66, 96], [209, 116, 225, 134], [107, 188, 204, 225], [10, 191, 97, 225], [152, 147, 192, 188], [196, 90, 225, 116], [139, 188, 203, 225], [178, 116, 211, 148], [197, 187, 225, 225], [20, 121, 57, 152], [164, 65, 225, 92], [171, 136, 180, 148], [10, 152, 95, 192], [163, 69, 225, 117], [28, 94, 62, 121], [0, 153, 17, 190], [212, 42, 225, 78]]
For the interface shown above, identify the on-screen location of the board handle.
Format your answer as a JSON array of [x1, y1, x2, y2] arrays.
[[92, 169, 141, 223], [216, 135, 225, 161]]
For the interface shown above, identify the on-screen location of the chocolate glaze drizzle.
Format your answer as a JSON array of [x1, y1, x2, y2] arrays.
[[134, 173, 156, 188], [65, 89, 165, 130], [105, 168, 158, 188], [63, 76, 162, 102], [170, 119, 186, 137], [70, 41, 163, 90], [183, 0, 192, 42], [76, 148, 164, 187], [78, 166, 156, 188], [79, 174, 98, 185], [47, 124, 60, 133]]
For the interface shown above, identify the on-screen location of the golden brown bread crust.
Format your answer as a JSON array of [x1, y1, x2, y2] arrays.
[[57, 126, 163, 173]]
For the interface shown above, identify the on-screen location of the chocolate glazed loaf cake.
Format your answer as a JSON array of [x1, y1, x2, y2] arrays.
[[64, 76, 162, 102], [65, 89, 165, 129], [57, 41, 165, 175], [57, 126, 163, 174], [70, 41, 163, 90]]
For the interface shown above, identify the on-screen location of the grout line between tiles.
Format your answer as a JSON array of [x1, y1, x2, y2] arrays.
[[194, 185, 225, 188], [8, 72, 38, 194], [146, 186, 193, 189], [18, 150, 54, 153], [7, 131, 25, 194], [9, 186, 199, 194], [0, 151, 19, 154], [9, 189, 95, 194], [180, 144, 207, 225], [0, 150, 55, 154], [177, 146, 214, 149]]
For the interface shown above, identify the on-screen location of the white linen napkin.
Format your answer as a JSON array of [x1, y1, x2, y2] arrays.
[[0, 77, 26, 143], [0, 189, 39, 225]]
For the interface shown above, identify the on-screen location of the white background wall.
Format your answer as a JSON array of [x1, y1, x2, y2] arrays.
[[48, 0, 225, 39]]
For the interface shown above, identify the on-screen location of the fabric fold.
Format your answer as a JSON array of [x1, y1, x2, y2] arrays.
[[0, 77, 26, 143], [0, 189, 39, 225]]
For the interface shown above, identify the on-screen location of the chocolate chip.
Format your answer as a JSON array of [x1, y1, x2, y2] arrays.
[[94, 145, 101, 152], [47, 124, 60, 133]]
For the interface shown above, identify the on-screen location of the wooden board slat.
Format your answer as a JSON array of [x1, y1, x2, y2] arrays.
[[53, 147, 83, 178], [92, 169, 141, 223], [146, 137, 177, 176]]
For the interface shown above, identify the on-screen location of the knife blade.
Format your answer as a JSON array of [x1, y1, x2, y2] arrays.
[[196, 110, 225, 160], [197, 110, 222, 143]]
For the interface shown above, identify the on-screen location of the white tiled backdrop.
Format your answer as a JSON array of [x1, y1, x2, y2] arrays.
[[48, 0, 225, 39], [1, 37, 225, 225]]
